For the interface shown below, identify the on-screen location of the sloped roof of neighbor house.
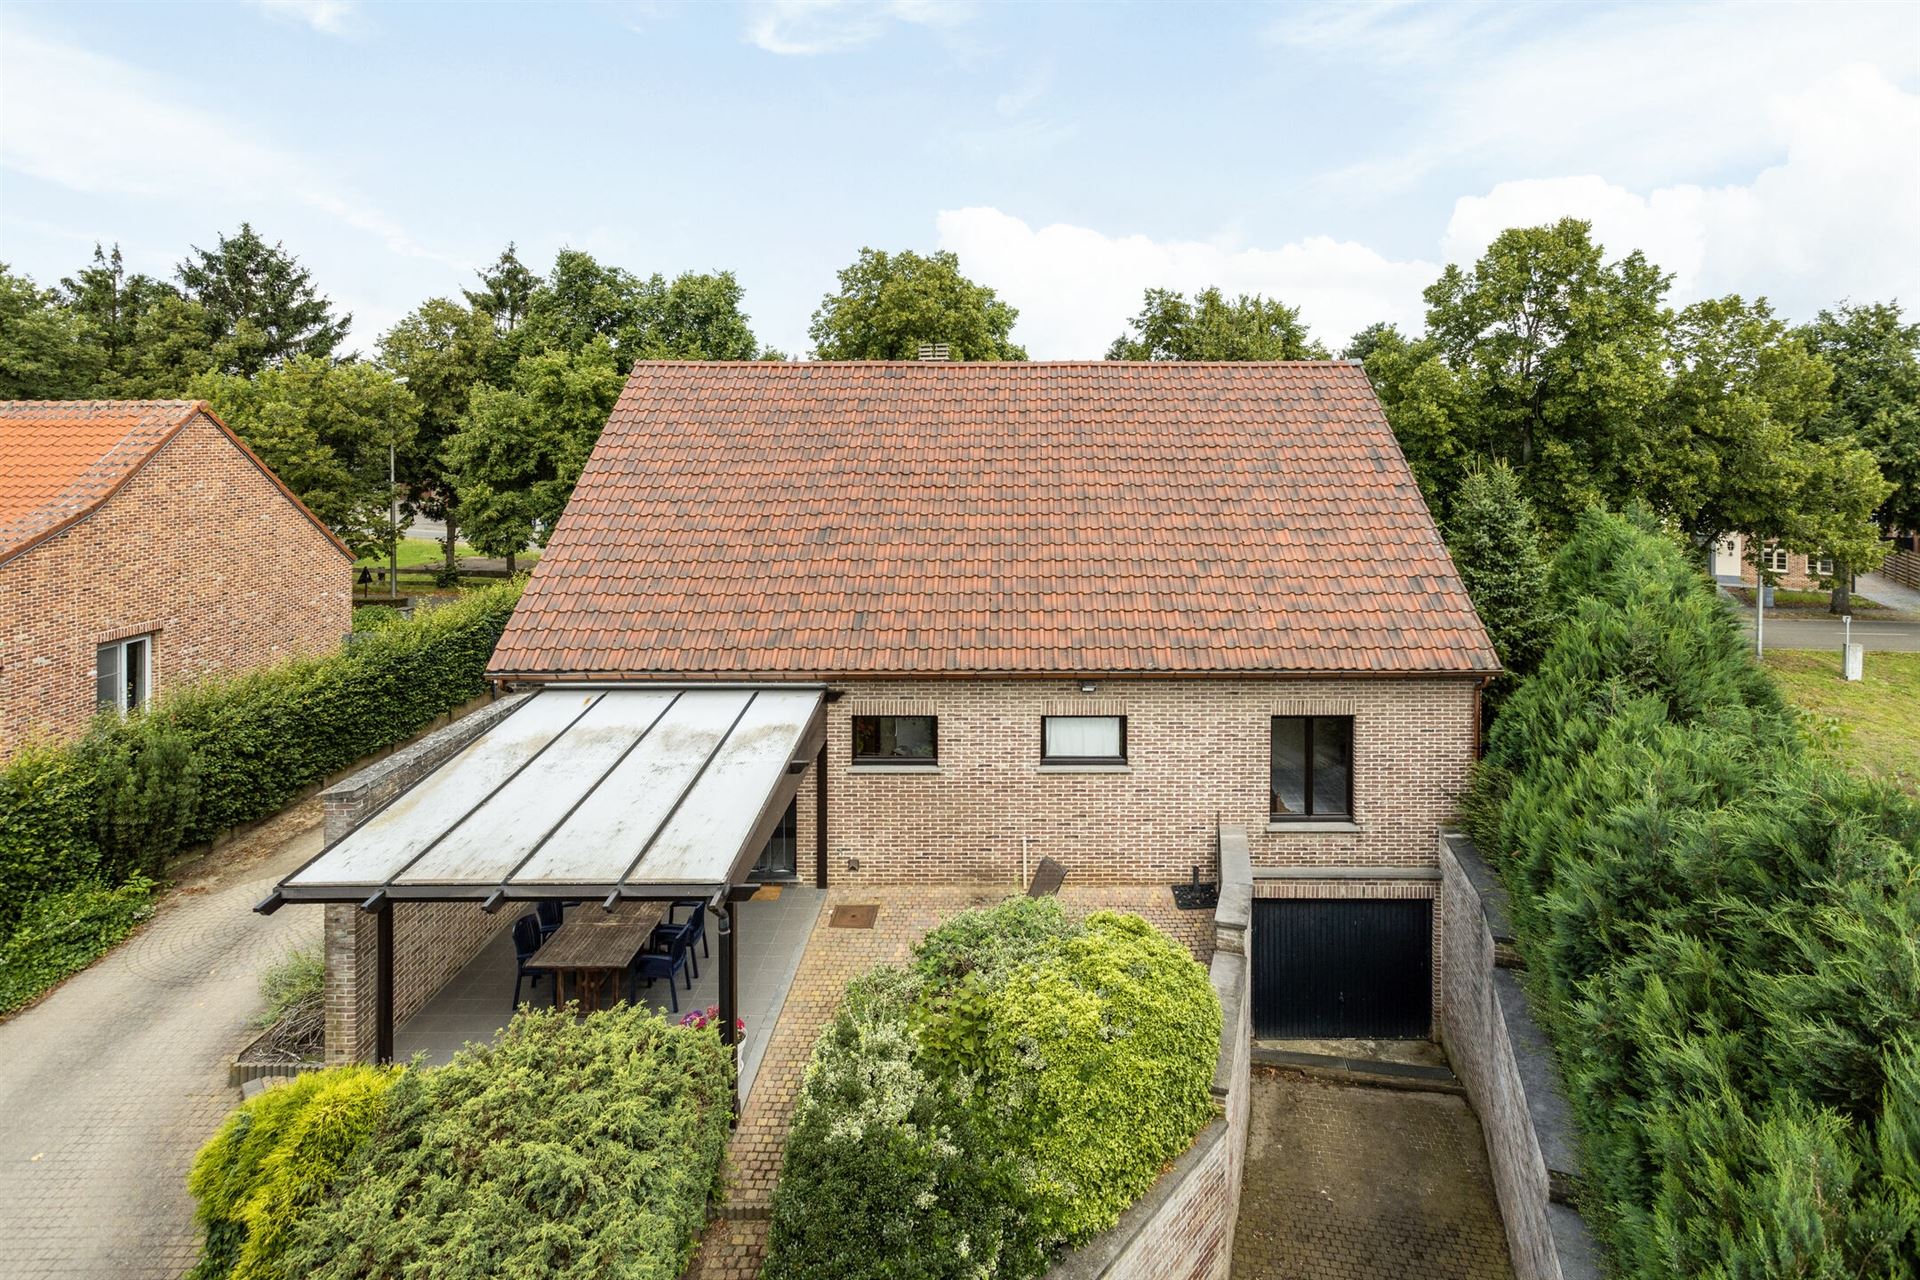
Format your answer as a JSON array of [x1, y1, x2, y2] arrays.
[[0, 400, 352, 565], [489, 361, 1499, 678]]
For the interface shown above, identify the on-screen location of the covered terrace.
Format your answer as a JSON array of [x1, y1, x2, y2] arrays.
[[257, 684, 828, 1106]]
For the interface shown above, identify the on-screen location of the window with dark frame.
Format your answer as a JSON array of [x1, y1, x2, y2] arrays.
[[851, 714, 937, 765], [95, 635, 151, 714], [1270, 716, 1353, 820], [1041, 714, 1126, 765]]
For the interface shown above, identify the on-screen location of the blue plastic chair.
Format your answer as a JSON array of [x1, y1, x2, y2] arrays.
[[511, 915, 548, 1010], [650, 902, 707, 979], [534, 899, 565, 939], [629, 943, 689, 1013]]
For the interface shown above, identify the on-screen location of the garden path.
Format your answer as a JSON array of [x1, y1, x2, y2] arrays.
[[0, 804, 324, 1279]]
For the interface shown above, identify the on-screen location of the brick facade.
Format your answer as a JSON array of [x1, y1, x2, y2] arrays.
[[0, 412, 349, 756], [785, 675, 1480, 889]]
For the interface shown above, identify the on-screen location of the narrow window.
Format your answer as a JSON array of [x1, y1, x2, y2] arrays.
[[1270, 716, 1353, 820], [95, 635, 152, 714], [1814, 555, 1835, 577], [1041, 715, 1126, 765], [1762, 544, 1791, 575], [851, 715, 937, 765]]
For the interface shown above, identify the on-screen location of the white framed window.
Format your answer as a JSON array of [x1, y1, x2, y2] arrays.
[[96, 635, 152, 714], [1814, 555, 1835, 577], [1762, 544, 1791, 575], [1041, 715, 1126, 764]]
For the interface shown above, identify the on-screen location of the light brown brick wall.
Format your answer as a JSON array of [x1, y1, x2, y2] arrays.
[[0, 413, 350, 757], [324, 900, 516, 1065], [791, 675, 1479, 888]]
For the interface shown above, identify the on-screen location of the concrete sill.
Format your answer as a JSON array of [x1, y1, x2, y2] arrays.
[[1265, 821, 1362, 834], [845, 764, 942, 776], [1035, 764, 1131, 774]]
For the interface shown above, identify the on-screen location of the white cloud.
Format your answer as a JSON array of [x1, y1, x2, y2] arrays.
[[935, 207, 1436, 358], [248, 0, 361, 36], [1441, 66, 1920, 315], [1294, 1, 1920, 197], [0, 29, 460, 273], [744, 0, 972, 56]]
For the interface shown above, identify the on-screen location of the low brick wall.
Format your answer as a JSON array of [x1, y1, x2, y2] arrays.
[[321, 694, 530, 1064], [1047, 826, 1254, 1280], [1437, 833, 1602, 1280]]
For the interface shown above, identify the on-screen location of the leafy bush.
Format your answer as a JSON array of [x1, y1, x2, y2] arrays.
[[765, 902, 1220, 1280], [282, 1004, 732, 1279], [0, 877, 153, 1015], [0, 579, 521, 935], [1468, 509, 1920, 1277], [256, 947, 324, 1029], [349, 603, 402, 632], [976, 912, 1220, 1243], [185, 1065, 398, 1280]]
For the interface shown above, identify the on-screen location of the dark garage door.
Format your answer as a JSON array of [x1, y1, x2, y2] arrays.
[[1252, 898, 1432, 1038]]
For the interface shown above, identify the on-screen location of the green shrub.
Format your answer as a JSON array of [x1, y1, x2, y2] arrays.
[[1469, 508, 1920, 1277], [976, 912, 1220, 1243], [765, 903, 1219, 1280], [0, 579, 522, 934], [255, 946, 323, 1030], [349, 604, 402, 632], [282, 1004, 732, 1280], [0, 877, 153, 1015], [186, 1064, 399, 1280]]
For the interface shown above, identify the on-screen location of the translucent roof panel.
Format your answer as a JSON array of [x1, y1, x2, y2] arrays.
[[278, 686, 823, 900]]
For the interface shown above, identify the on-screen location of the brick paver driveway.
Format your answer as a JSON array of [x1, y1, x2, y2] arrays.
[[1233, 1069, 1514, 1280], [0, 806, 323, 1279]]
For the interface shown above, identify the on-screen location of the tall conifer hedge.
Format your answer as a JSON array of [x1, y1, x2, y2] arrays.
[[1467, 510, 1918, 1276]]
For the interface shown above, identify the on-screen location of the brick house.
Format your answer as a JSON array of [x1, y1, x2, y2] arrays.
[[1710, 531, 1837, 591], [0, 400, 352, 757], [277, 359, 1496, 1060]]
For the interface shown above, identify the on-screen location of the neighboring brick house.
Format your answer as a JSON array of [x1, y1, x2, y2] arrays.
[[1710, 531, 1837, 590], [0, 400, 352, 756], [479, 360, 1500, 1038]]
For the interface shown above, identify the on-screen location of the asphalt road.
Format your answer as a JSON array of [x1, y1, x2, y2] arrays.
[[1742, 615, 1920, 652]]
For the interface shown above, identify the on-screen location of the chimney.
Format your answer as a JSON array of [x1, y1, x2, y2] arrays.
[[915, 342, 952, 362]]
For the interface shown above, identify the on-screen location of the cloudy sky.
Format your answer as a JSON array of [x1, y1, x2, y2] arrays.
[[2, 0, 1916, 358]]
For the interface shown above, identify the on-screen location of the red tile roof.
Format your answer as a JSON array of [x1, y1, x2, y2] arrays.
[[0, 400, 351, 565], [490, 362, 1498, 678]]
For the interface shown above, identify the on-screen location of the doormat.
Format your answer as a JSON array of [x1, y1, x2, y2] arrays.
[[751, 884, 783, 901], [829, 903, 878, 929]]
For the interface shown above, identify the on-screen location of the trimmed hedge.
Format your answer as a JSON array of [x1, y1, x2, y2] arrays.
[[764, 900, 1220, 1280], [0, 877, 154, 1015], [0, 579, 522, 935], [280, 1005, 733, 1279], [1468, 510, 1920, 1277]]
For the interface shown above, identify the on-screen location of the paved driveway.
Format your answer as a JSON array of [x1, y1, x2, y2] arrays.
[[0, 808, 323, 1279], [1233, 1069, 1513, 1280]]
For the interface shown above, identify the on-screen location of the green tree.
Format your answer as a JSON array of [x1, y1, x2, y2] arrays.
[[1341, 320, 1402, 365], [60, 243, 216, 395], [379, 298, 496, 572], [0, 266, 103, 397], [177, 223, 349, 375], [809, 248, 1024, 360], [1800, 301, 1920, 537], [463, 242, 538, 337], [1106, 286, 1329, 360], [442, 341, 622, 568], [191, 357, 419, 556], [1360, 326, 1475, 518], [1423, 218, 1671, 528], [1444, 460, 1555, 711], [516, 249, 761, 367]]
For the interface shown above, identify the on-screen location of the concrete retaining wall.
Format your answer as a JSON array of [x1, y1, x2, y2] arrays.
[[1437, 833, 1602, 1280], [1047, 825, 1254, 1280]]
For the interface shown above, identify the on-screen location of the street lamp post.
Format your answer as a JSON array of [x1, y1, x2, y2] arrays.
[[388, 443, 399, 600]]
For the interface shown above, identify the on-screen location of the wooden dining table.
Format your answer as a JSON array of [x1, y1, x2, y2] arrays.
[[524, 900, 667, 1013]]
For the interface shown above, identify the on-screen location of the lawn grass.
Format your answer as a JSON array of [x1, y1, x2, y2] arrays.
[[1766, 650, 1920, 792], [1728, 586, 1882, 611], [352, 536, 475, 570]]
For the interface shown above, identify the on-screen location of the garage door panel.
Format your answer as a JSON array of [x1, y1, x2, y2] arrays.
[[1252, 898, 1432, 1039]]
